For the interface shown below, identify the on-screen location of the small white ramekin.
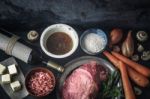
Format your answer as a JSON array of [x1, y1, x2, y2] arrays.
[[40, 24, 79, 58]]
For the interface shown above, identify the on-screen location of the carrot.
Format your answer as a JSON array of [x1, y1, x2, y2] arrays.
[[103, 51, 150, 87], [112, 51, 150, 77], [119, 61, 136, 99], [103, 51, 119, 68], [128, 67, 150, 87]]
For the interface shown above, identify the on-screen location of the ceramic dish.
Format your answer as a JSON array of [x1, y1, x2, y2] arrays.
[[0, 57, 28, 99], [80, 29, 108, 55], [25, 67, 55, 97], [40, 24, 79, 58]]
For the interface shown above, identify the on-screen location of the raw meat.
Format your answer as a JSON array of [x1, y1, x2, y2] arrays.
[[62, 61, 108, 99], [27, 71, 54, 96]]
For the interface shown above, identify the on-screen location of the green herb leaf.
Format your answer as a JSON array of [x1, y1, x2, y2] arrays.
[[99, 70, 122, 99]]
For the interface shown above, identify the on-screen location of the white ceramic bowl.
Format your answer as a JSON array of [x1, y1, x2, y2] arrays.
[[40, 24, 79, 58]]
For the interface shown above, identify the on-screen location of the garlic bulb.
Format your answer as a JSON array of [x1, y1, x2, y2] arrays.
[[122, 31, 134, 57]]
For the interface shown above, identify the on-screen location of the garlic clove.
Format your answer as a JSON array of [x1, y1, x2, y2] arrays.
[[131, 55, 139, 61], [137, 44, 144, 52], [134, 87, 142, 95], [112, 45, 120, 53]]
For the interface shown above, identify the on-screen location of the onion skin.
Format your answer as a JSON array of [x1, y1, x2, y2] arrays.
[[110, 28, 123, 45], [122, 31, 134, 57]]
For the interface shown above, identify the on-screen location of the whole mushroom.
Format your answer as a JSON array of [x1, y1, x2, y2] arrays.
[[141, 51, 150, 61], [27, 30, 39, 42], [136, 31, 148, 42]]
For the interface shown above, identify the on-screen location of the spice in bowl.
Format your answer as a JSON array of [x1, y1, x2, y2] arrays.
[[80, 29, 108, 55], [25, 67, 55, 97]]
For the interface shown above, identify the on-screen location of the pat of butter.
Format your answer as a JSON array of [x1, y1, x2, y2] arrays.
[[0, 64, 6, 74], [8, 64, 17, 75], [1, 74, 11, 84], [10, 81, 21, 92]]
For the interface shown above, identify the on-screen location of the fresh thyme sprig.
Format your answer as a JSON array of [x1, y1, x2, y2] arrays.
[[99, 70, 122, 99]]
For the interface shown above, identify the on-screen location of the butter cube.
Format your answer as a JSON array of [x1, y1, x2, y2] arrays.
[[0, 64, 6, 74], [10, 81, 21, 92], [1, 74, 11, 84], [8, 64, 17, 75]]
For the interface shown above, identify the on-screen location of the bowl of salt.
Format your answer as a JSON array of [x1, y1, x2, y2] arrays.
[[80, 28, 108, 55]]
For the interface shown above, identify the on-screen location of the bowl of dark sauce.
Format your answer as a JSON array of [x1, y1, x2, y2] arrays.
[[40, 24, 79, 58]]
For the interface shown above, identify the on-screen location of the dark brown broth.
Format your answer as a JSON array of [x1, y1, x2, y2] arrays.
[[46, 32, 73, 55]]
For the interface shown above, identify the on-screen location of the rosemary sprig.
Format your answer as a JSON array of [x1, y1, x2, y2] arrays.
[[99, 70, 122, 99]]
